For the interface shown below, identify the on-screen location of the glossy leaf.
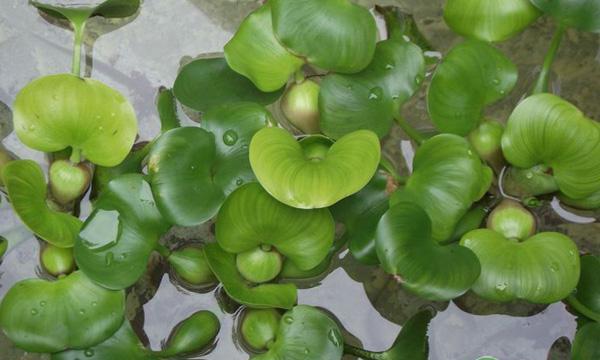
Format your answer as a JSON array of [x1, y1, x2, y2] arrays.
[[381, 310, 433, 359], [241, 309, 281, 351], [204, 243, 297, 309], [0, 271, 125, 353], [460, 229, 580, 303], [376, 201, 481, 301], [570, 255, 600, 320], [31, 0, 140, 24], [530, 0, 600, 33], [216, 183, 334, 271], [173, 58, 283, 113], [320, 36, 425, 139], [502, 94, 600, 199], [331, 171, 389, 265], [250, 127, 381, 209], [427, 41, 518, 135], [572, 322, 600, 360], [252, 305, 344, 360], [2, 160, 81, 248], [391, 134, 493, 243], [224, 3, 303, 92], [271, 0, 377, 73], [559, 189, 600, 210], [53, 321, 155, 360], [148, 104, 269, 226], [14, 74, 137, 166], [444, 0, 540, 42], [75, 174, 170, 290]]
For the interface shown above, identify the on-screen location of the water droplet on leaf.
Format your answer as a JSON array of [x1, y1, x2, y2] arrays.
[[283, 316, 294, 324], [30, 308, 38, 315], [236, 178, 244, 186], [223, 130, 239, 146], [385, 63, 395, 70], [39, 301, 46, 307], [84, 349, 95, 357], [368, 87, 383, 101], [328, 329, 342, 347]]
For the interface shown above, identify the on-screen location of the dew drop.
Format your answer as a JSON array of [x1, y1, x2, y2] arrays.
[[467, 150, 473, 156], [526, 172, 534, 179], [30, 308, 38, 315], [105, 252, 114, 266], [120, 253, 128, 260], [368, 87, 383, 101], [385, 63, 395, 70], [492, 78, 500, 85], [303, 348, 310, 355], [223, 130, 239, 146], [328, 329, 342, 347], [236, 178, 244, 186], [391, 94, 400, 100], [550, 262, 559, 272], [84, 349, 95, 357], [495, 282, 507, 292], [499, 89, 506, 95], [79, 309, 86, 315], [91, 301, 98, 307], [190, 165, 197, 171], [39, 301, 46, 307], [283, 316, 294, 324]]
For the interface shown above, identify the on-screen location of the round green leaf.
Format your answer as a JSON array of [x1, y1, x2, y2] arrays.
[[427, 41, 518, 136], [320, 36, 425, 139], [173, 58, 284, 113], [570, 255, 600, 320], [460, 229, 580, 303], [252, 305, 344, 360], [13, 74, 138, 167], [249, 127, 381, 209], [331, 171, 389, 265], [53, 320, 155, 360], [444, 0, 540, 42], [224, 3, 304, 92], [2, 160, 82, 248], [216, 183, 334, 271], [376, 201, 481, 301], [572, 322, 600, 360], [0, 271, 125, 353], [391, 134, 492, 243], [530, 0, 600, 33], [149, 104, 269, 226], [271, 0, 377, 73], [204, 243, 297, 309], [75, 174, 170, 290], [502, 93, 600, 199]]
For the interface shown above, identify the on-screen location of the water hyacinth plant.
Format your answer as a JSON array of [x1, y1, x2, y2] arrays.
[[0, 0, 598, 358]]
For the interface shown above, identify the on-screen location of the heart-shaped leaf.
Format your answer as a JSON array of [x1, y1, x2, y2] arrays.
[[13, 74, 138, 167], [569, 255, 600, 321], [0, 271, 125, 353], [530, 0, 600, 33], [427, 41, 518, 136], [74, 174, 170, 290], [271, 0, 377, 74], [460, 229, 580, 303], [391, 134, 493, 243], [250, 127, 381, 209], [32, 0, 140, 24], [2, 160, 81, 248], [252, 305, 344, 360], [502, 94, 600, 200], [444, 0, 540, 42], [216, 182, 335, 271], [148, 104, 269, 226], [331, 171, 389, 265], [224, 3, 304, 92], [319, 35, 425, 139], [572, 322, 600, 360], [204, 243, 297, 309], [174, 58, 283, 113], [376, 201, 481, 301]]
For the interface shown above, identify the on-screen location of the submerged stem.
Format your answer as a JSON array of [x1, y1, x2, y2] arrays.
[[71, 21, 86, 77], [394, 116, 424, 145], [532, 24, 566, 94]]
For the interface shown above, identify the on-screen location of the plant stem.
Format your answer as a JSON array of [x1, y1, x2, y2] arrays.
[[155, 243, 171, 259], [343, 344, 383, 360], [565, 295, 600, 323], [394, 116, 424, 145], [69, 148, 81, 164], [294, 69, 305, 84], [532, 24, 566, 94], [379, 157, 408, 185], [71, 21, 86, 77]]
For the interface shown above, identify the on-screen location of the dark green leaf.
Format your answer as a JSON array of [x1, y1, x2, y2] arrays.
[[530, 0, 600, 32], [572, 322, 600, 360]]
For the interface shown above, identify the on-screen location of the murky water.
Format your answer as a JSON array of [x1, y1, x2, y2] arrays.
[[0, 0, 599, 359]]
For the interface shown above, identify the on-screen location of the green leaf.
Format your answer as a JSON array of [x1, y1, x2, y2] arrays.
[[501, 93, 600, 199], [460, 229, 580, 303], [319, 36, 425, 139], [2, 160, 81, 248], [252, 305, 344, 360], [391, 134, 492, 243], [559, 189, 600, 210], [444, 0, 540, 42], [167, 246, 216, 286], [376, 201, 481, 301], [74, 174, 170, 290], [148, 104, 269, 226], [224, 3, 304, 92], [31, 0, 140, 24], [216, 182, 334, 271], [572, 322, 600, 360], [173, 58, 284, 113], [0, 271, 125, 353], [530, 0, 600, 32], [250, 127, 381, 209], [570, 255, 600, 320], [427, 41, 518, 136], [13, 74, 138, 167], [381, 310, 433, 359], [271, 0, 377, 73], [331, 171, 389, 265], [204, 243, 297, 309], [91, 143, 149, 199], [53, 320, 155, 360]]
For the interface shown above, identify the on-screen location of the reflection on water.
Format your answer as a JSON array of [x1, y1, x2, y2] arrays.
[[0, 0, 599, 359]]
